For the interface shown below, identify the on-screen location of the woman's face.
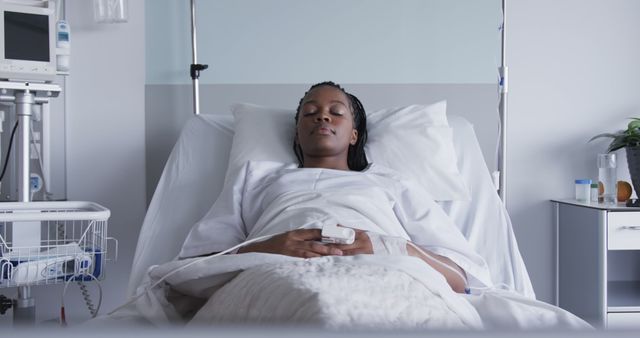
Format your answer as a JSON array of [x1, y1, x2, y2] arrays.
[[295, 85, 358, 162]]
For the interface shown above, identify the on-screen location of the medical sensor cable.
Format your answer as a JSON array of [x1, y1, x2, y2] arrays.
[[107, 232, 285, 316], [0, 121, 18, 183], [78, 280, 98, 316]]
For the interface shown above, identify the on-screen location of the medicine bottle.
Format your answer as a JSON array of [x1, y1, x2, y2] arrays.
[[575, 179, 592, 202]]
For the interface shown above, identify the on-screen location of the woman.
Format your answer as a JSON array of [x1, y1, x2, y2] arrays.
[[180, 82, 491, 293]]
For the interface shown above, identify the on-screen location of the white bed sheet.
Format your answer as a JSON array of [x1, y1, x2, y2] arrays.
[[443, 116, 535, 298], [127, 113, 534, 299], [106, 253, 587, 330]]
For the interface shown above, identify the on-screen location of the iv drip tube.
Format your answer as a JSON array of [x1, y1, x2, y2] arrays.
[[498, 0, 508, 205]]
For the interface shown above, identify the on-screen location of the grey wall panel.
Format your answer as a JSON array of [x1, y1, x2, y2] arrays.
[[145, 83, 499, 203]]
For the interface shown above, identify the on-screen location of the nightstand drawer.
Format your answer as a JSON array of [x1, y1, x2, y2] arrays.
[[608, 212, 640, 250], [608, 312, 640, 328]]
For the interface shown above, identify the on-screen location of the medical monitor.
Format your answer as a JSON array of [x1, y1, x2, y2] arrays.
[[0, 1, 55, 82]]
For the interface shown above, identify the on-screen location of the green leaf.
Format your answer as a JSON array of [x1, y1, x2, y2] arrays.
[[627, 134, 640, 142], [629, 120, 640, 130], [609, 138, 628, 152], [589, 133, 620, 142], [609, 144, 625, 152]]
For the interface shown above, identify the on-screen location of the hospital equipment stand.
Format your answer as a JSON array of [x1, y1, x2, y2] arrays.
[[0, 81, 60, 325]]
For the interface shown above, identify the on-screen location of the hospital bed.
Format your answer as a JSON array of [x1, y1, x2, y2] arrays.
[[106, 107, 588, 330]]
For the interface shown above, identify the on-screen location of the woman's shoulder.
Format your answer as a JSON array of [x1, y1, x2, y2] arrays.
[[244, 160, 297, 176], [364, 163, 408, 186], [366, 163, 425, 192], [365, 162, 404, 179]]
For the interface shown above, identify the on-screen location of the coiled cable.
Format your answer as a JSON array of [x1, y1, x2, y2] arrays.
[[61, 273, 102, 326]]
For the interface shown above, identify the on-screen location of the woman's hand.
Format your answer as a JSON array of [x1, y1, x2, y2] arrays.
[[326, 227, 373, 255], [237, 229, 344, 258]]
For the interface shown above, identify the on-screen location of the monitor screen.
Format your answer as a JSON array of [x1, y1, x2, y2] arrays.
[[4, 11, 49, 62]]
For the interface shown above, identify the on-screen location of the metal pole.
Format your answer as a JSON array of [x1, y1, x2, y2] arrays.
[[190, 0, 200, 115], [14, 287, 35, 325], [14, 90, 35, 325], [498, 0, 508, 205], [15, 91, 33, 202]]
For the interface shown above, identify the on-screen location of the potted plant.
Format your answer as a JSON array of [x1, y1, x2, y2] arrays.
[[590, 118, 640, 198]]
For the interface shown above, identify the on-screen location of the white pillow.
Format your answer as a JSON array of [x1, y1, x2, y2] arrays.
[[225, 101, 470, 201]]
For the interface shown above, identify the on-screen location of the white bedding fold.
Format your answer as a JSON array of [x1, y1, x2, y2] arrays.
[[126, 253, 481, 329], [187, 255, 482, 329], [104, 252, 589, 331]]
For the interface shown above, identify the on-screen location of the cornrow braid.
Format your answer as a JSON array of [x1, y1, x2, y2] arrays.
[[293, 81, 369, 171]]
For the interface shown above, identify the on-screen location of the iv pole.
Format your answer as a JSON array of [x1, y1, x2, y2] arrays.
[[189, 0, 208, 115], [497, 0, 508, 205]]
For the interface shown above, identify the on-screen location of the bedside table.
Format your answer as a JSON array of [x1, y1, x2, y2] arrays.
[[552, 199, 640, 329]]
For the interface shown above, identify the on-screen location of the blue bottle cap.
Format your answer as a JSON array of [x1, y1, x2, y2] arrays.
[[575, 179, 592, 184]]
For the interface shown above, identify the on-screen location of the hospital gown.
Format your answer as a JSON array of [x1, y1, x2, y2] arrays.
[[179, 160, 493, 288]]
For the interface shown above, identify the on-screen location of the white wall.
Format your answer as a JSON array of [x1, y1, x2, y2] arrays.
[[508, 0, 640, 303], [60, 0, 145, 322]]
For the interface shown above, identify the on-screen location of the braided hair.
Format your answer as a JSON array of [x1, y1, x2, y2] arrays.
[[293, 81, 369, 171]]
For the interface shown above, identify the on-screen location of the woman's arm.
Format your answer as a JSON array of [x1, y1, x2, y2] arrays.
[[328, 228, 467, 293], [385, 168, 492, 289], [406, 243, 467, 293]]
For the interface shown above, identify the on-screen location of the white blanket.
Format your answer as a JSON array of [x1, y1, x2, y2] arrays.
[[187, 255, 480, 329], [101, 253, 590, 331], [119, 253, 481, 329]]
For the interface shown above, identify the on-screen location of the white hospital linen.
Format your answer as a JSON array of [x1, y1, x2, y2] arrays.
[[187, 255, 482, 329], [180, 160, 493, 288], [94, 253, 589, 330], [115, 253, 483, 329]]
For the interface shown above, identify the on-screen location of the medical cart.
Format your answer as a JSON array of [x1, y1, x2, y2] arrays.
[[0, 201, 115, 323]]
